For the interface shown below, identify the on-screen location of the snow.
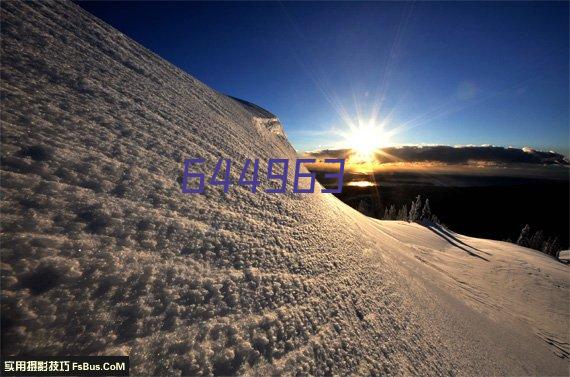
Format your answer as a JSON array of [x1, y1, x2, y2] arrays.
[[1, 1, 568, 375]]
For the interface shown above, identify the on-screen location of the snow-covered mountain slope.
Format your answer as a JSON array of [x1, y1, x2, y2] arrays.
[[1, 1, 567, 375], [369, 221, 570, 359]]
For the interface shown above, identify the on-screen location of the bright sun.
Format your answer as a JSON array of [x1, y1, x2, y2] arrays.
[[341, 118, 392, 161]]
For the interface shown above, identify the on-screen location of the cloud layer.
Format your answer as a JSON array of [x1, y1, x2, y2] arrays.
[[305, 145, 569, 166]]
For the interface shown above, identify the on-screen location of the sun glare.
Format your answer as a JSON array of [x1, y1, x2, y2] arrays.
[[341, 118, 392, 161], [347, 181, 376, 187]]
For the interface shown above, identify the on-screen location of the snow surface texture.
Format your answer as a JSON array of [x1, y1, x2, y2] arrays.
[[1, 1, 568, 376]]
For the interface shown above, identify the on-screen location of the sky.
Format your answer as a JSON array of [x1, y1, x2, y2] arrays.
[[79, 1, 569, 156]]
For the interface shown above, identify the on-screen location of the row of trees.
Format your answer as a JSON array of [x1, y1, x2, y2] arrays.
[[358, 196, 564, 258], [516, 224, 561, 257], [358, 195, 440, 224]]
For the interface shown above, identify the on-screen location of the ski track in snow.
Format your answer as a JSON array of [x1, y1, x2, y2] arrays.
[[1, 1, 568, 375]]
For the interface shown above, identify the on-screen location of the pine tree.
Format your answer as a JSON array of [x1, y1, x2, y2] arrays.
[[517, 224, 532, 247], [542, 236, 560, 256], [357, 200, 368, 215], [421, 198, 431, 220], [398, 204, 408, 221], [408, 195, 422, 222], [529, 230, 544, 250], [542, 237, 551, 255], [385, 204, 396, 220], [430, 214, 439, 225]]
